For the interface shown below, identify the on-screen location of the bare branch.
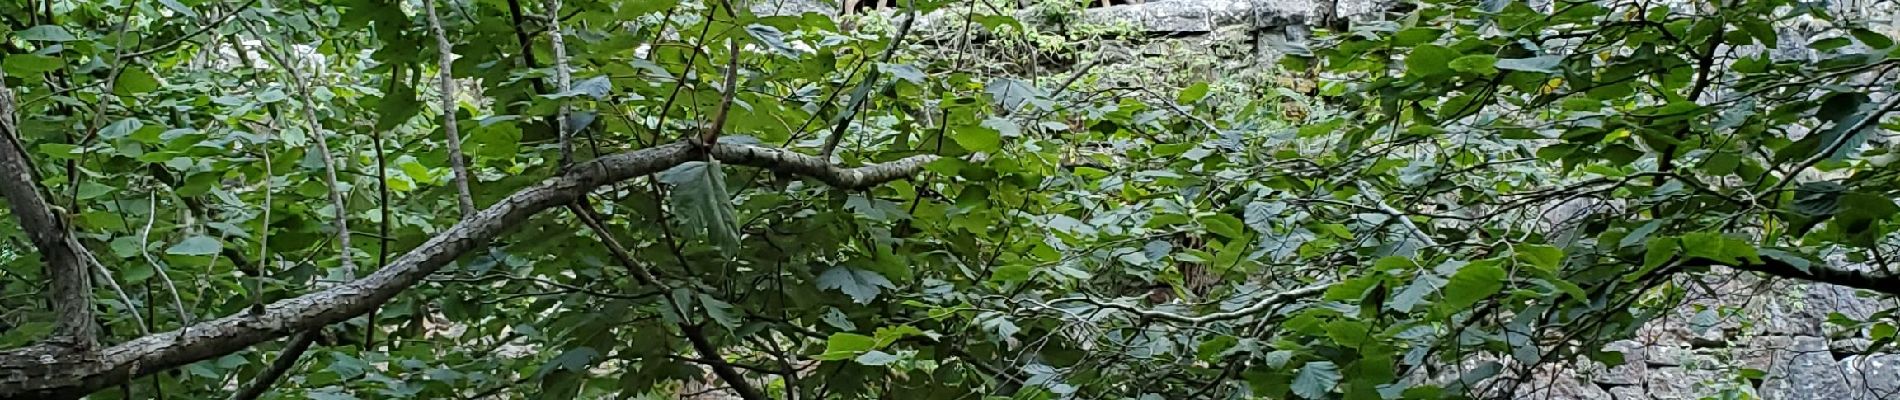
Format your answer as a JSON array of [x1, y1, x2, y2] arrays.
[[701, 38, 742, 146], [0, 141, 938, 398], [1709, 256, 1900, 298], [427, 0, 479, 218], [546, 0, 574, 168], [0, 69, 97, 350], [569, 204, 765, 400]]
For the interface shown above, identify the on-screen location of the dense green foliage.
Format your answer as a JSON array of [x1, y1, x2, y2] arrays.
[[3, 0, 1899, 398]]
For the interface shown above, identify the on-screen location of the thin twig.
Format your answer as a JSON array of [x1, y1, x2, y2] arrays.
[[229, 330, 317, 400], [1773, 91, 1900, 193], [87, 252, 149, 335], [138, 193, 193, 325], [545, 0, 574, 169], [240, 21, 356, 276], [700, 37, 742, 146], [820, 1, 918, 158], [426, 0, 478, 217]]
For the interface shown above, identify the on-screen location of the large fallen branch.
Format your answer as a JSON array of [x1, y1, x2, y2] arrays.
[[0, 140, 939, 399]]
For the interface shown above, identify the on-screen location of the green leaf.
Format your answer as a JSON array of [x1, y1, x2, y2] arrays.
[[1438, 259, 1505, 313], [1680, 232, 1759, 264], [953, 124, 1002, 152], [1200, 214, 1246, 239], [698, 293, 742, 329], [980, 116, 1020, 138], [99, 118, 144, 140], [1619, 219, 1664, 248], [815, 333, 877, 360], [16, 25, 78, 41], [1851, 28, 1895, 49], [1642, 238, 1678, 272], [1406, 45, 1459, 77], [990, 264, 1032, 284], [165, 236, 222, 256], [37, 143, 81, 160], [1177, 82, 1211, 104], [854, 350, 903, 366], [1387, 273, 1446, 313], [114, 68, 161, 95], [746, 24, 802, 57], [985, 77, 1045, 112], [1292, 361, 1341, 399], [1495, 55, 1563, 73], [816, 266, 896, 304], [1449, 54, 1498, 75], [1513, 244, 1563, 271], [659, 161, 741, 250], [4, 54, 65, 75], [1758, 248, 1812, 274]]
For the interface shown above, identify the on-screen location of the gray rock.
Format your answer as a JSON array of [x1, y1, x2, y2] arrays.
[[1759, 337, 1857, 400], [1591, 341, 1647, 386], [1608, 385, 1647, 400], [1841, 354, 1900, 398], [749, 0, 837, 16]]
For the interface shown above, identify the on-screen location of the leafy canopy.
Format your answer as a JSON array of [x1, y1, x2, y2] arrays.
[[2, 0, 1899, 398]]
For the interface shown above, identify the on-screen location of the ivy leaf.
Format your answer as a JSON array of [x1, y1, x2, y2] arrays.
[[1292, 361, 1341, 399], [816, 266, 896, 304], [165, 236, 222, 256]]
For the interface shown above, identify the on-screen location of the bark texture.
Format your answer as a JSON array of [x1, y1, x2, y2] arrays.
[[0, 77, 97, 350]]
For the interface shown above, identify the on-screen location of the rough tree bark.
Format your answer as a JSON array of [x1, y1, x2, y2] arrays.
[[0, 75, 97, 350], [0, 139, 940, 399]]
